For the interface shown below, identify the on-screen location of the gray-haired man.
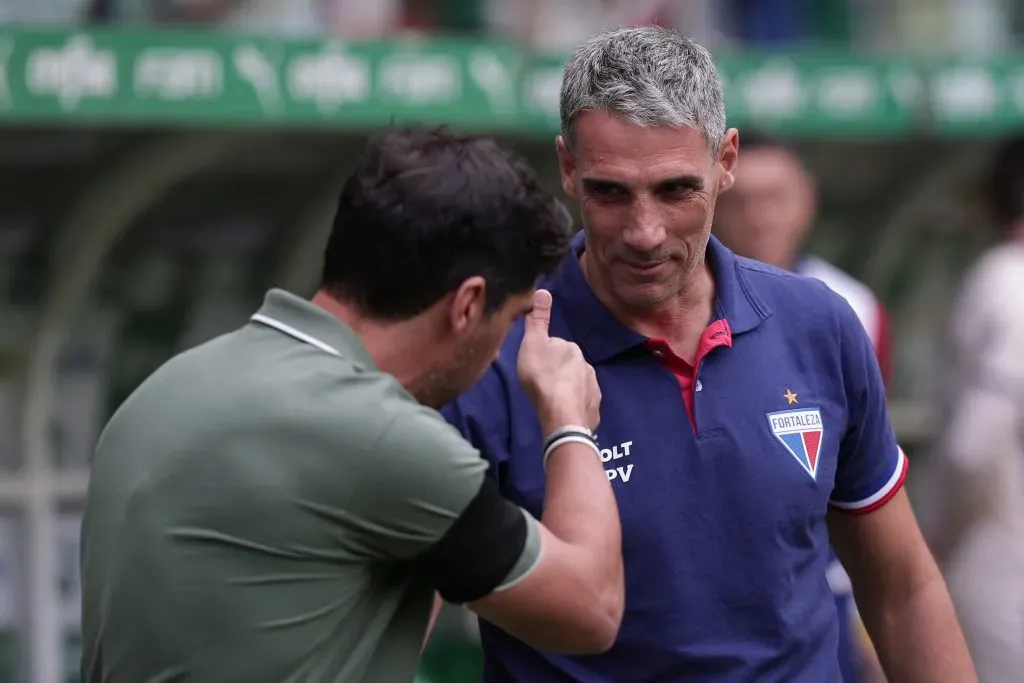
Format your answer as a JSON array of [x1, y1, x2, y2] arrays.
[[443, 27, 975, 683]]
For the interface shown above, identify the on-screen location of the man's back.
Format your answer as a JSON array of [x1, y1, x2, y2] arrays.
[[81, 126, 631, 683], [81, 294, 468, 683]]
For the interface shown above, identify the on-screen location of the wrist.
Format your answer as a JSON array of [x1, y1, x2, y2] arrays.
[[543, 424, 597, 444], [537, 406, 589, 435], [542, 426, 599, 470]]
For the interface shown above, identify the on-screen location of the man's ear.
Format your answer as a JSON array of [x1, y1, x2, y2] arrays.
[[449, 276, 488, 334], [556, 136, 577, 198], [718, 128, 740, 193]]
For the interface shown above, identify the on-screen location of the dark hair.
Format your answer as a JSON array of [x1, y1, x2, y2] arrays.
[[322, 127, 572, 319], [988, 134, 1024, 235]]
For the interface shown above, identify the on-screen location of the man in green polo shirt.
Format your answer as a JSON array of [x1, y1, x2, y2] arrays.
[[80, 127, 625, 683]]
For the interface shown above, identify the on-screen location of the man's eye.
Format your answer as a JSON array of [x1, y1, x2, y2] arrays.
[[661, 182, 693, 197], [590, 184, 623, 198]]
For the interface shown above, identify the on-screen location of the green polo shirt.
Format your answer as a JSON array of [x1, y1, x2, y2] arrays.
[[80, 289, 541, 683]]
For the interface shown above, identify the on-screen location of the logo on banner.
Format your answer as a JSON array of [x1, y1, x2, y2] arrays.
[[233, 44, 281, 113], [767, 406, 823, 479]]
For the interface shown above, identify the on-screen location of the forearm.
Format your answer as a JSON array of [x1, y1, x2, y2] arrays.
[[542, 442, 621, 562], [541, 441, 623, 606], [863, 572, 977, 683], [464, 440, 624, 653]]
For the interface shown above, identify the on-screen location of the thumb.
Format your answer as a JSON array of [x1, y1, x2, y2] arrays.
[[523, 289, 553, 341]]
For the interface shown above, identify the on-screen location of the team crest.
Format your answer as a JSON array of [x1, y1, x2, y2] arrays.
[[766, 407, 823, 479]]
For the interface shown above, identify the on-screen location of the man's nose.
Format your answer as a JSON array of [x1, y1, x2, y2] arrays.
[[624, 199, 667, 252]]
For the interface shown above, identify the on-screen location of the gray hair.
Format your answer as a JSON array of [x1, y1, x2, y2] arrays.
[[560, 27, 727, 154]]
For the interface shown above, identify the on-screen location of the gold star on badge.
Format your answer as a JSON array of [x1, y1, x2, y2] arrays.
[[783, 389, 798, 405]]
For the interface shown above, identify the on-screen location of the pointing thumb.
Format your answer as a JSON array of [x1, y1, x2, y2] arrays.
[[523, 289, 553, 341]]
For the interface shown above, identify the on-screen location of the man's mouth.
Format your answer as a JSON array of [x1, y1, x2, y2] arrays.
[[620, 260, 671, 277]]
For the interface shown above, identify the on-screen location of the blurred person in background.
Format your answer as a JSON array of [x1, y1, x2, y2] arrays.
[[80, 127, 625, 683], [924, 134, 1024, 683], [713, 133, 893, 683], [443, 26, 974, 683]]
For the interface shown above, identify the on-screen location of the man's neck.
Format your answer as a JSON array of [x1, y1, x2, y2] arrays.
[[638, 270, 713, 337], [582, 255, 716, 359], [311, 290, 435, 398]]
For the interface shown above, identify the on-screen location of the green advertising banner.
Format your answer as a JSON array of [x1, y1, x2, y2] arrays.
[[0, 27, 524, 130], [717, 54, 924, 136], [3, 25, 1024, 137], [925, 59, 1024, 133]]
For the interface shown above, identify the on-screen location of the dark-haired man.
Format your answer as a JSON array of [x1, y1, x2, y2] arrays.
[[80, 127, 624, 683]]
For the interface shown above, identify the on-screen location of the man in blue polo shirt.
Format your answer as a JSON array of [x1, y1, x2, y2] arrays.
[[442, 27, 975, 683]]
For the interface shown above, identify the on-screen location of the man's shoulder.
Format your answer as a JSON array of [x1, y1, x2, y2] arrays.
[[795, 256, 882, 333], [106, 330, 251, 422], [296, 364, 465, 458], [110, 325, 435, 453], [734, 256, 873, 356], [736, 255, 849, 316], [107, 331, 483, 496]]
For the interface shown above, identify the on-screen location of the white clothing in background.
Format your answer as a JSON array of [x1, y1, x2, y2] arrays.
[[939, 242, 1024, 683]]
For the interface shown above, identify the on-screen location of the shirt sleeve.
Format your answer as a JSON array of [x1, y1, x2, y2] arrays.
[[828, 295, 908, 514], [353, 406, 541, 603], [355, 408, 490, 559]]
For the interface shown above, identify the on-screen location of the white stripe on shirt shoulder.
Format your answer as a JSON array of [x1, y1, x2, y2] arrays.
[[830, 447, 908, 511]]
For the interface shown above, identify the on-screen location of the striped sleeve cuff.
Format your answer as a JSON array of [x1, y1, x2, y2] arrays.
[[829, 447, 909, 515]]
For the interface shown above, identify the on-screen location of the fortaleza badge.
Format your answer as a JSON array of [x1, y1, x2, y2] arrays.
[[766, 408, 823, 479]]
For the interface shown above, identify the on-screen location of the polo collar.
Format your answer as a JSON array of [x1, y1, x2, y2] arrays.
[[250, 288, 377, 370], [550, 232, 771, 363]]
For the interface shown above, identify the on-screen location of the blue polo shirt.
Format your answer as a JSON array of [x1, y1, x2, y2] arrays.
[[442, 233, 908, 683]]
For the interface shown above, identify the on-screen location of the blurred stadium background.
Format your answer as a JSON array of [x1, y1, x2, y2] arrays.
[[0, 0, 1021, 681]]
